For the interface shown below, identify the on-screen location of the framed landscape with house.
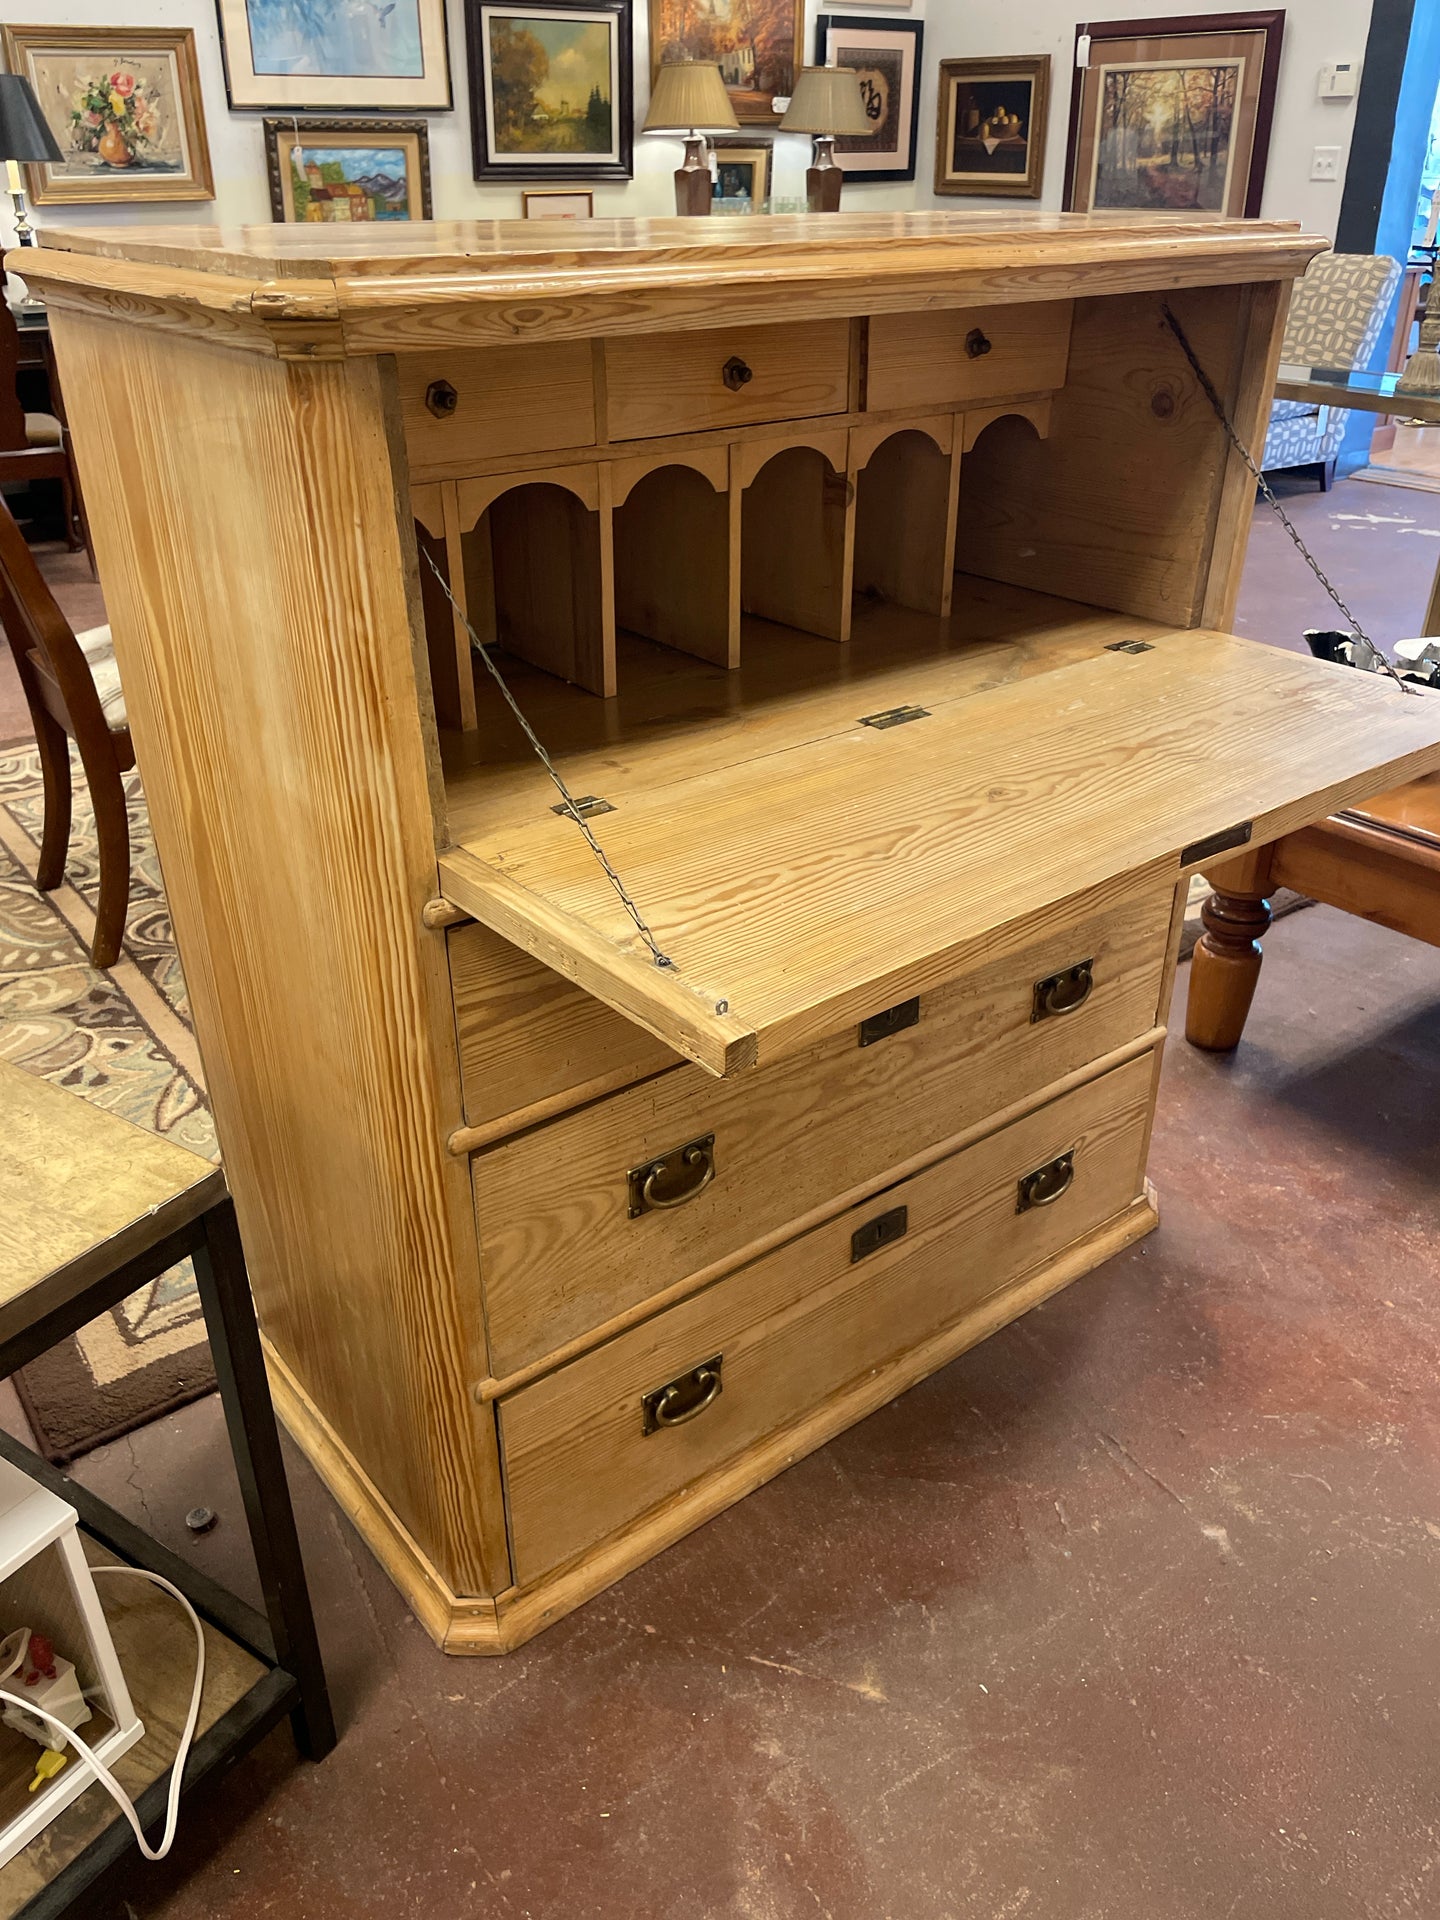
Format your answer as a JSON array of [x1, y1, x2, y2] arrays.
[[1064, 10, 1284, 217], [467, 0, 632, 181], [649, 0, 803, 125], [1, 25, 214, 204], [264, 118, 433, 222], [934, 54, 1049, 197]]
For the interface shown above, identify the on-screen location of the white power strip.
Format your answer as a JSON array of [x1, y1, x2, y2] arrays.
[[0, 1567, 205, 1862]]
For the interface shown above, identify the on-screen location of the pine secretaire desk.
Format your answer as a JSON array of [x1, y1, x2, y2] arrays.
[[23, 213, 1440, 1652]]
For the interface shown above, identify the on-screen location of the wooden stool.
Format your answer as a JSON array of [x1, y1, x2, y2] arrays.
[[0, 1062, 333, 1914]]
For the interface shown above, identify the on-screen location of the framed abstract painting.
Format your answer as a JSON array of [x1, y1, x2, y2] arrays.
[[466, 0, 632, 181], [1, 25, 214, 204], [934, 54, 1049, 198], [649, 0, 803, 126], [215, 0, 453, 111], [1064, 10, 1284, 217], [813, 16, 923, 183], [264, 118, 432, 221]]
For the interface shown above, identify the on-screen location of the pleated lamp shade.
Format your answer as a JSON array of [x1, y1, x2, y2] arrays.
[[0, 75, 63, 163], [779, 68, 873, 137], [643, 62, 739, 134]]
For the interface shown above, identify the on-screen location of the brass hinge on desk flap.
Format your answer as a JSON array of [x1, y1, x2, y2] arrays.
[[1106, 640, 1154, 654], [1181, 820, 1253, 867], [550, 795, 614, 820], [860, 705, 931, 729]]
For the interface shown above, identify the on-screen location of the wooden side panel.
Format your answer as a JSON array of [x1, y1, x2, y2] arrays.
[[501, 1050, 1155, 1584], [486, 479, 615, 697], [393, 340, 597, 478], [956, 285, 1248, 625], [1199, 280, 1289, 631], [47, 310, 505, 1597], [852, 427, 956, 616], [741, 444, 852, 643], [613, 464, 736, 668]]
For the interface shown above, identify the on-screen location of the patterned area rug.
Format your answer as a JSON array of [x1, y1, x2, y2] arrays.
[[0, 742, 216, 1462]]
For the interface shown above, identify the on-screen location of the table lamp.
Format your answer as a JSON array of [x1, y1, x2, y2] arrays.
[[643, 62, 739, 216], [780, 67, 873, 212], [0, 74, 61, 248]]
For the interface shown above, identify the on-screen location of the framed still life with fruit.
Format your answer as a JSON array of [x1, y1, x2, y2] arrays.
[[1, 25, 214, 204], [935, 54, 1049, 197]]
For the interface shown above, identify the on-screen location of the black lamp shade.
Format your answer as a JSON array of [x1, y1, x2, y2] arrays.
[[0, 73, 63, 164]]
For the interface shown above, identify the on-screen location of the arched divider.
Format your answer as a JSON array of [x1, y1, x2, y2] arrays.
[[612, 452, 736, 668], [737, 429, 853, 645], [960, 398, 1052, 455], [954, 406, 1055, 594], [849, 415, 962, 619], [450, 465, 615, 700]]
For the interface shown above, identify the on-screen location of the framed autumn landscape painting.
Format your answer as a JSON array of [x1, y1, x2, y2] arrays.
[[1064, 10, 1284, 217], [467, 0, 632, 180], [649, 0, 803, 125]]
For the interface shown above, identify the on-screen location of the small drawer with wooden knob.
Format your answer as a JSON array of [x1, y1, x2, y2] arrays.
[[393, 340, 598, 477], [470, 869, 1175, 1378], [602, 320, 853, 440], [867, 301, 1074, 412], [498, 1049, 1156, 1585]]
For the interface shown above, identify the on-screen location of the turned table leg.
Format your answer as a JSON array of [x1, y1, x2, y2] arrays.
[[1185, 846, 1275, 1052]]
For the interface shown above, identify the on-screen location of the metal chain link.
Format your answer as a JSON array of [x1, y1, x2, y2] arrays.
[[422, 549, 676, 970], [1161, 303, 1419, 698]]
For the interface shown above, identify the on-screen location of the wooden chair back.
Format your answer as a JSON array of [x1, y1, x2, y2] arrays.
[[0, 279, 31, 452], [0, 494, 113, 747]]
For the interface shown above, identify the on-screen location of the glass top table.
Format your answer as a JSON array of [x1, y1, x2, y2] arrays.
[[1275, 362, 1440, 423]]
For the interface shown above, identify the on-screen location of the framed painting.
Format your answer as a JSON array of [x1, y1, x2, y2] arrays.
[[522, 188, 596, 216], [813, 16, 923, 183], [466, 0, 632, 180], [215, 0, 453, 111], [1064, 11, 1285, 217], [934, 54, 1049, 198], [0, 26, 214, 204], [711, 141, 772, 210], [649, 0, 803, 126], [264, 118, 432, 221]]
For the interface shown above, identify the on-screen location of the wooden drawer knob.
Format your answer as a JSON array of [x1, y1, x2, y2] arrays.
[[425, 379, 459, 419], [722, 355, 754, 392], [965, 328, 993, 359], [1016, 1151, 1075, 1212]]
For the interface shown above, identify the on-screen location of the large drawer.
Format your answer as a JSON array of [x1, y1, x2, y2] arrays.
[[394, 341, 597, 476], [603, 320, 852, 441], [449, 919, 676, 1139], [500, 1049, 1155, 1584], [866, 301, 1073, 413], [472, 870, 1174, 1376]]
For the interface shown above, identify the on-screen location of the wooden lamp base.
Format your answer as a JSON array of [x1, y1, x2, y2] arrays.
[[806, 135, 843, 213], [674, 136, 713, 216]]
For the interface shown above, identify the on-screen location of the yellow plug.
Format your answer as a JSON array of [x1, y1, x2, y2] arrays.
[[28, 1749, 67, 1793]]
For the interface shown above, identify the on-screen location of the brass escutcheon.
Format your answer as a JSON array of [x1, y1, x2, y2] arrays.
[[1031, 959, 1094, 1022], [642, 1355, 723, 1434], [627, 1133, 716, 1217], [1017, 1151, 1075, 1212]]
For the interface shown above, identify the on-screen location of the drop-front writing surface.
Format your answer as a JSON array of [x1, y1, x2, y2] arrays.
[[24, 213, 1440, 1652]]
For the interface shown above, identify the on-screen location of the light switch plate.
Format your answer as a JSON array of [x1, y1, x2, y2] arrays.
[[1311, 146, 1341, 182]]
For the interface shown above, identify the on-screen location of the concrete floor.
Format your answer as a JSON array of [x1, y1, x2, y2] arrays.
[[9, 481, 1440, 1916]]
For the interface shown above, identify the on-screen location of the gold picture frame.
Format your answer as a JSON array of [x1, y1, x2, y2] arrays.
[[521, 189, 597, 220], [649, 0, 804, 125], [934, 54, 1049, 199], [711, 141, 772, 210], [1, 24, 214, 205]]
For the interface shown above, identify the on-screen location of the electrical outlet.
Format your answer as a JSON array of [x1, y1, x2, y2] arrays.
[[1311, 146, 1341, 182]]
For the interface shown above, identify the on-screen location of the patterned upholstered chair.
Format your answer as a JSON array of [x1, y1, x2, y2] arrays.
[[1263, 250, 1401, 490]]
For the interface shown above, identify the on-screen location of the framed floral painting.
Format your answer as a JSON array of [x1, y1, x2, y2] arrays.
[[466, 0, 632, 182], [1, 26, 214, 204], [1064, 10, 1284, 217], [264, 118, 432, 222]]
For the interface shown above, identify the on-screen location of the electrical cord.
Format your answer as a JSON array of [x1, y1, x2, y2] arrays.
[[0, 1566, 205, 1862]]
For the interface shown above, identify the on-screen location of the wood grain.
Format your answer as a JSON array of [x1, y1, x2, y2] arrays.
[[441, 631, 1440, 1076], [852, 423, 957, 616], [501, 1050, 1155, 1583], [867, 301, 1073, 412], [47, 309, 505, 1597], [613, 462, 735, 667], [1271, 815, 1440, 946], [604, 319, 851, 441], [394, 340, 596, 480], [473, 871, 1174, 1375], [740, 444, 852, 643]]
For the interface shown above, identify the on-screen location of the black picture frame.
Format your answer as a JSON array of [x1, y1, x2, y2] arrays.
[[465, 0, 633, 182], [813, 14, 924, 185]]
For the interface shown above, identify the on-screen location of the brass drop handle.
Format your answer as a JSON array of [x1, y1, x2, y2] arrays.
[[642, 1355, 724, 1434], [722, 355, 754, 392], [1017, 1151, 1075, 1212], [965, 328, 993, 359], [627, 1133, 716, 1217], [424, 378, 459, 418], [1031, 958, 1095, 1022]]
